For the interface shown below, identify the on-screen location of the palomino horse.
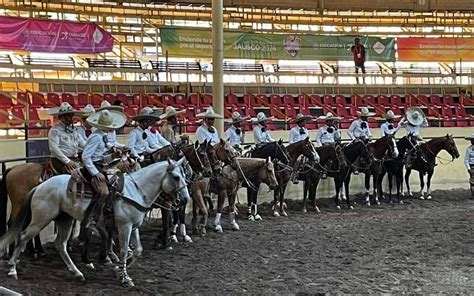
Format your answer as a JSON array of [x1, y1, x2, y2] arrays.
[[404, 134, 459, 200], [359, 134, 399, 206], [0, 158, 190, 287], [246, 140, 289, 220], [302, 144, 344, 213], [272, 138, 319, 217], [377, 136, 413, 204], [212, 157, 278, 233]]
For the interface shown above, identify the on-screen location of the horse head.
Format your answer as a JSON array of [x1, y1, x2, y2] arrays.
[[443, 134, 460, 160], [384, 132, 399, 159], [164, 158, 191, 204], [260, 157, 278, 191], [195, 140, 213, 177]]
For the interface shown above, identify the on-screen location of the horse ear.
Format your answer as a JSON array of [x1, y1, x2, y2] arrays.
[[220, 138, 225, 145], [266, 156, 270, 164], [195, 140, 200, 148], [177, 157, 185, 166], [278, 139, 283, 145]]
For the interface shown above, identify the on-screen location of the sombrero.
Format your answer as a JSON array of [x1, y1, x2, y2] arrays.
[[292, 113, 313, 123], [465, 133, 474, 140], [226, 111, 250, 124], [255, 112, 273, 123], [196, 106, 223, 119], [132, 107, 161, 121], [47, 102, 82, 116], [383, 110, 401, 120], [406, 107, 425, 126], [356, 107, 375, 117], [159, 106, 185, 120], [86, 110, 127, 131], [80, 104, 95, 118], [96, 100, 124, 112], [318, 112, 341, 121]]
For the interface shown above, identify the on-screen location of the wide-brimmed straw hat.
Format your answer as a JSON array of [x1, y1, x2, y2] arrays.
[[47, 102, 82, 116], [79, 104, 95, 118], [196, 106, 223, 119], [465, 133, 474, 140], [318, 112, 341, 121], [406, 107, 425, 126], [132, 107, 161, 121], [226, 111, 250, 124], [356, 107, 375, 117], [159, 106, 185, 120], [255, 112, 273, 123], [383, 110, 401, 120], [97, 100, 124, 112], [292, 113, 313, 123], [86, 110, 127, 131]]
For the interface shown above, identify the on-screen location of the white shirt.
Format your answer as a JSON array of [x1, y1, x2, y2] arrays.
[[253, 124, 274, 144], [380, 121, 401, 137], [196, 124, 219, 145], [315, 125, 341, 146], [147, 128, 171, 149], [48, 122, 85, 164], [76, 125, 87, 145], [464, 145, 474, 170], [348, 119, 372, 140], [128, 126, 156, 158], [82, 129, 106, 176], [105, 130, 125, 149], [399, 117, 428, 137], [288, 126, 309, 144], [225, 126, 245, 147]]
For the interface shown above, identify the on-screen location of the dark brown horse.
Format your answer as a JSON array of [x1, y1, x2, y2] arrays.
[[404, 134, 459, 200], [302, 144, 343, 213]]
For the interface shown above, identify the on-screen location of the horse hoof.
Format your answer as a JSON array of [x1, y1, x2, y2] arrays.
[[376, 201, 381, 205], [102, 257, 114, 266], [122, 278, 135, 287], [426, 195, 432, 200], [8, 271, 18, 280], [86, 263, 95, 270], [281, 211, 288, 217], [349, 206, 354, 210], [254, 214, 263, 221], [366, 202, 371, 207], [336, 205, 341, 210], [214, 225, 223, 233], [75, 273, 86, 281], [247, 215, 255, 221], [399, 200, 404, 205], [183, 235, 193, 243], [315, 207, 321, 213], [231, 223, 240, 231], [419, 196, 425, 200], [170, 235, 178, 243], [273, 211, 280, 217], [166, 246, 173, 251], [302, 208, 307, 213]]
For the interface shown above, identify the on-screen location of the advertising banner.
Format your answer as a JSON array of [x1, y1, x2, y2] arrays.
[[0, 16, 114, 54], [160, 28, 395, 61], [397, 38, 474, 62]]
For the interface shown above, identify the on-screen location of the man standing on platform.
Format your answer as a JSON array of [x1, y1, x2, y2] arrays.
[[351, 37, 366, 84]]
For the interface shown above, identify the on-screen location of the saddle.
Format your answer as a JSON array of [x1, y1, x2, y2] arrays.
[[67, 167, 125, 200], [40, 162, 55, 182]]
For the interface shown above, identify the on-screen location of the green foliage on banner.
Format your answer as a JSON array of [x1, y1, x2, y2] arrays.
[[160, 27, 395, 61]]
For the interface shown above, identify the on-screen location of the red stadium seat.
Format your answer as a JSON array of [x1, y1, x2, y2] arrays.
[[351, 95, 364, 107], [77, 93, 88, 108], [0, 94, 13, 108], [256, 94, 269, 106], [323, 95, 335, 106], [390, 95, 405, 107], [270, 94, 282, 106], [335, 95, 349, 106], [427, 106, 440, 118], [131, 94, 141, 107], [282, 95, 295, 106], [124, 106, 138, 118], [417, 95, 429, 106], [440, 106, 456, 127], [47, 93, 61, 107], [104, 93, 116, 104], [270, 106, 286, 119], [31, 92, 46, 107], [430, 95, 445, 106], [377, 95, 389, 106], [202, 94, 213, 106], [445, 95, 461, 106], [305, 122, 317, 130], [0, 112, 8, 124], [147, 94, 161, 106], [284, 105, 297, 119], [363, 95, 376, 105], [116, 93, 128, 106], [298, 105, 311, 116], [161, 94, 175, 106], [10, 106, 24, 123], [91, 94, 103, 107], [308, 95, 322, 106], [226, 93, 245, 108], [244, 94, 259, 107], [174, 93, 188, 107], [453, 105, 470, 127], [297, 94, 310, 106], [28, 107, 40, 122], [61, 93, 76, 107], [244, 106, 256, 117], [405, 94, 418, 106], [16, 92, 28, 105]]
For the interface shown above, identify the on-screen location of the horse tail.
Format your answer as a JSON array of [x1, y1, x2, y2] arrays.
[[0, 187, 35, 255], [0, 168, 11, 236]]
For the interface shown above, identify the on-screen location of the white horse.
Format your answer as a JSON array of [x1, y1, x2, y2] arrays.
[[0, 158, 190, 287]]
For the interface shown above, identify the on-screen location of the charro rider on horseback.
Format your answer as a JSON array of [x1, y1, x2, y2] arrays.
[[160, 106, 187, 144], [288, 113, 316, 184], [464, 133, 474, 198], [80, 109, 127, 238], [315, 112, 341, 179], [399, 107, 428, 169], [196, 106, 222, 145], [76, 104, 96, 144], [225, 111, 249, 152], [253, 112, 275, 145], [347, 107, 374, 175], [48, 102, 86, 174], [97, 100, 127, 149], [380, 110, 402, 137]]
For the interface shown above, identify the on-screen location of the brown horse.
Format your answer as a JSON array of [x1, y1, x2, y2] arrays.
[[302, 144, 343, 213], [404, 134, 459, 200], [212, 157, 278, 233]]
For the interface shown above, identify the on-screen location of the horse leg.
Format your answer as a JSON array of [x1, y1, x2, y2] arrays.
[[170, 209, 179, 243], [272, 188, 280, 217], [179, 204, 192, 243], [246, 188, 254, 221], [229, 192, 240, 231], [334, 177, 342, 209], [54, 214, 85, 281], [195, 191, 208, 236], [253, 184, 262, 221], [418, 171, 425, 200], [130, 228, 143, 258], [80, 226, 93, 268], [279, 184, 288, 217], [425, 170, 434, 200], [364, 173, 371, 206], [377, 167, 386, 201], [396, 169, 403, 204], [214, 190, 226, 233], [34, 234, 45, 257], [155, 208, 170, 250], [405, 168, 413, 197], [311, 178, 320, 213], [302, 181, 308, 213], [373, 173, 380, 205], [345, 175, 353, 210], [387, 172, 393, 203], [117, 223, 134, 287]]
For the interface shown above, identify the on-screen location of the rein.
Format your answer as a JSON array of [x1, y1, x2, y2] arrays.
[[423, 140, 455, 165]]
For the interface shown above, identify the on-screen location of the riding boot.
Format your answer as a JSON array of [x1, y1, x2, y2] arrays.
[[321, 171, 327, 179], [79, 200, 97, 242], [291, 172, 299, 184]]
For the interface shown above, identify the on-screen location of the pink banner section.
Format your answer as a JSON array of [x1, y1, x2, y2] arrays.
[[0, 16, 114, 54]]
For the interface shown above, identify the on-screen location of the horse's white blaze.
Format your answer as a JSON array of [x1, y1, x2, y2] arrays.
[[391, 137, 399, 158]]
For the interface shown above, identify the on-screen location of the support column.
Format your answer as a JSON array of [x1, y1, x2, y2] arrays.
[[212, 0, 224, 137]]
